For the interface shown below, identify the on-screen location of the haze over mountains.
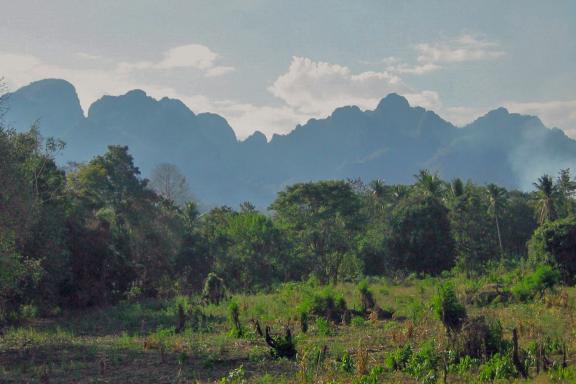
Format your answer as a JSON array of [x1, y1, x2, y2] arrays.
[[3, 79, 576, 207]]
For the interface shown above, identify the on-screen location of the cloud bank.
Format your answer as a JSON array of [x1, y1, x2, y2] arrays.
[[1, 35, 574, 140]]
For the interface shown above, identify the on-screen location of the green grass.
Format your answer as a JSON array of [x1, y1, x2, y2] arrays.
[[1, 275, 576, 383]]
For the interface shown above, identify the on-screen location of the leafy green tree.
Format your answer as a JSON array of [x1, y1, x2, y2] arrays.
[[270, 181, 362, 283], [528, 217, 576, 283], [448, 183, 499, 273], [0, 126, 68, 318], [217, 210, 287, 291], [500, 191, 537, 257], [67, 146, 183, 299], [387, 194, 455, 275]]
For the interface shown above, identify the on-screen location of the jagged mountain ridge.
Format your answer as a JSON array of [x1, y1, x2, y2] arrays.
[[3, 79, 576, 207]]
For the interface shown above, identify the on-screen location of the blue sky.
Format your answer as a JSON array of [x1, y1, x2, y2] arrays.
[[1, 0, 575, 138]]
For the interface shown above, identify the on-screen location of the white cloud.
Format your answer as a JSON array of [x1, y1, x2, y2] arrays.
[[205, 101, 310, 139], [156, 44, 218, 70], [76, 52, 103, 61], [416, 34, 505, 64], [375, 34, 504, 78], [268, 56, 438, 117], [114, 44, 234, 77], [205, 65, 236, 77]]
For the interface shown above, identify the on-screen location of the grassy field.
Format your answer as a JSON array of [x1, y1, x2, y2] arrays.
[[1, 273, 576, 383]]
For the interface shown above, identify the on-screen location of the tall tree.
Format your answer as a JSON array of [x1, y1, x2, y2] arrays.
[[533, 175, 558, 225], [448, 182, 498, 274], [486, 183, 507, 254], [388, 193, 455, 275], [149, 163, 192, 207], [556, 169, 575, 218], [414, 169, 444, 198], [270, 181, 362, 284]]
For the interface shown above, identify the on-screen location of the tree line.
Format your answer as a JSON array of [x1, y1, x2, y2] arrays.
[[1, 126, 575, 324]]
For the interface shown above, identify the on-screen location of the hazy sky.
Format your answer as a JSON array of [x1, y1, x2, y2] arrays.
[[1, 0, 575, 138]]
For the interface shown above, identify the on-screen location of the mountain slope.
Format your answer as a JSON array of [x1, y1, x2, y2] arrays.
[[3, 79, 575, 207]]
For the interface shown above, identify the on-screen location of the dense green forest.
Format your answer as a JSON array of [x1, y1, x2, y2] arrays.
[[2, 126, 576, 383]]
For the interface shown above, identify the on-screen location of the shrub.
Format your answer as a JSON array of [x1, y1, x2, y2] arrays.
[[219, 364, 246, 384], [340, 352, 354, 373], [478, 353, 516, 382], [315, 318, 331, 336], [385, 342, 440, 384], [405, 341, 439, 384], [357, 279, 375, 311], [511, 265, 560, 302], [265, 326, 296, 359], [384, 344, 413, 371], [202, 273, 226, 305], [352, 366, 385, 384], [228, 300, 243, 338], [299, 286, 347, 322], [528, 217, 576, 283], [351, 316, 366, 327], [457, 316, 508, 359], [299, 311, 308, 333], [432, 282, 466, 333]]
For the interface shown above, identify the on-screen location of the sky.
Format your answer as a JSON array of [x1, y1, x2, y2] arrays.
[[1, 0, 575, 139]]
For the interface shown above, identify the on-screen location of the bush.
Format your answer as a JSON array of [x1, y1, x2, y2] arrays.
[[351, 316, 366, 327], [299, 286, 347, 322], [202, 273, 226, 305], [340, 352, 354, 373], [384, 344, 413, 371], [357, 279, 375, 311], [228, 300, 243, 338], [478, 353, 516, 382], [315, 318, 331, 336], [405, 341, 440, 384], [528, 217, 576, 283], [511, 265, 560, 302], [385, 342, 440, 384], [432, 282, 466, 333], [457, 316, 508, 359]]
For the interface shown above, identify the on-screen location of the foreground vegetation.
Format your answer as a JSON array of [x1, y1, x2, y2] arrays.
[[2, 269, 576, 383], [1, 123, 576, 382]]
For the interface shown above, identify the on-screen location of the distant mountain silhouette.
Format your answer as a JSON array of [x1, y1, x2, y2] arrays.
[[4, 79, 576, 207]]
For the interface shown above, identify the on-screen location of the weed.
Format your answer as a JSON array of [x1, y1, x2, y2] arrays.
[[315, 318, 331, 336], [351, 316, 366, 327], [340, 351, 354, 373], [478, 353, 516, 382], [228, 300, 243, 338], [432, 282, 466, 333]]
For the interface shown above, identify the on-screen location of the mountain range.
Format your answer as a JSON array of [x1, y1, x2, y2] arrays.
[[3, 79, 575, 207]]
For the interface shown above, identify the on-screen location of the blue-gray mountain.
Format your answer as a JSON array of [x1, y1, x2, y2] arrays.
[[3, 79, 575, 207]]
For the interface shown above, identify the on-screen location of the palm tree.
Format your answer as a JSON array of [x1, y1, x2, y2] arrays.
[[486, 183, 506, 254], [450, 178, 464, 199], [414, 169, 443, 198], [369, 179, 386, 199], [556, 169, 575, 217], [533, 175, 558, 224]]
